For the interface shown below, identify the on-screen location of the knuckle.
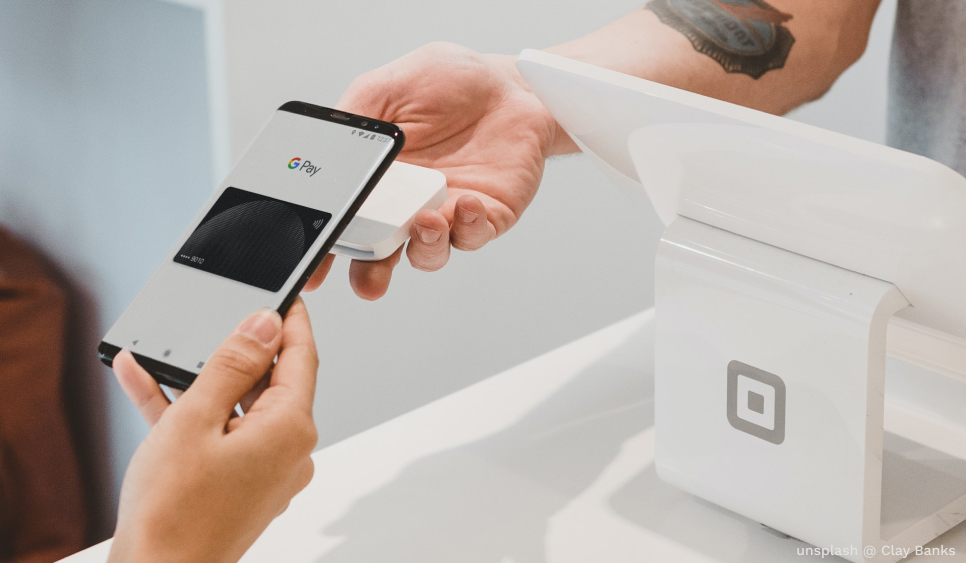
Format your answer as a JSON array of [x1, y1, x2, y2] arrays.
[[277, 413, 317, 458], [348, 68, 380, 90], [411, 258, 446, 272], [450, 233, 487, 252], [451, 239, 485, 252], [289, 343, 320, 374], [296, 458, 315, 490], [450, 220, 491, 252], [407, 247, 447, 272], [307, 348, 320, 374], [276, 500, 292, 518], [210, 345, 263, 378], [420, 41, 459, 56], [296, 417, 319, 454]]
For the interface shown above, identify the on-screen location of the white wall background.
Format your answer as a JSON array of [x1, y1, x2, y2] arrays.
[[0, 0, 897, 538]]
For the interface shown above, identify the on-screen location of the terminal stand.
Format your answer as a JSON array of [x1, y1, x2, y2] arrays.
[[654, 218, 966, 562]]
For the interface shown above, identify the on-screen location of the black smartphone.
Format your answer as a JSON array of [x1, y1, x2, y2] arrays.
[[98, 102, 404, 389]]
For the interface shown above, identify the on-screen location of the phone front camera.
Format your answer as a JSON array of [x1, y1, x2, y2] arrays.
[[374, 125, 379, 129]]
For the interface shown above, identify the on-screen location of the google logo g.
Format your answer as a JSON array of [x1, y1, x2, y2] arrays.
[[287, 156, 320, 177]]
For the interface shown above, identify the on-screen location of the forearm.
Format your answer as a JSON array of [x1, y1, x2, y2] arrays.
[[543, 0, 881, 154]]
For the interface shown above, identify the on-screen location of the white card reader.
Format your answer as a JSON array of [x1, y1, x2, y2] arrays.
[[332, 161, 448, 261]]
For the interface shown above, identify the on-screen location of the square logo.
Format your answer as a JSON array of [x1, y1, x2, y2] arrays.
[[727, 360, 785, 444]]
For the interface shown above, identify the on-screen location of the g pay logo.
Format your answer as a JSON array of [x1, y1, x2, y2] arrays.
[[287, 157, 320, 177]]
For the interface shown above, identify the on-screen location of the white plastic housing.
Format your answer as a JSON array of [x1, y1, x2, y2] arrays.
[[333, 161, 447, 261], [516, 49, 966, 341], [656, 218, 966, 562]]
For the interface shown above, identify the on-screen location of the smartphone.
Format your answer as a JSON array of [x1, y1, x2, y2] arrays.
[[98, 102, 404, 389]]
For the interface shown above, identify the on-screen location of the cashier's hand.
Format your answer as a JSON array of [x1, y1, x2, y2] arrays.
[[107, 298, 318, 563], [303, 42, 575, 299]]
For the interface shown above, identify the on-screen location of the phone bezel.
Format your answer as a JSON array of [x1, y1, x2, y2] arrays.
[[97, 101, 405, 389]]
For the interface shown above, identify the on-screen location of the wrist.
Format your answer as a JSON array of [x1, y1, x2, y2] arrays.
[[109, 522, 229, 563], [483, 53, 579, 157], [108, 526, 163, 563]]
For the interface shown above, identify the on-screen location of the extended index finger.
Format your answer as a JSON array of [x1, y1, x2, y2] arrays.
[[270, 297, 319, 414]]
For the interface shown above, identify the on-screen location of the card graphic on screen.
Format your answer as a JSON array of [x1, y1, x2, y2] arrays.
[[174, 187, 331, 292]]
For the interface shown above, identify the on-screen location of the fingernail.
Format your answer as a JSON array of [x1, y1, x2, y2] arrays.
[[457, 207, 478, 224], [236, 309, 281, 344], [414, 224, 442, 244]]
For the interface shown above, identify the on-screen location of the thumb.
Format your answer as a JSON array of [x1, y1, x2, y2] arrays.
[[180, 308, 282, 427], [336, 66, 393, 119]]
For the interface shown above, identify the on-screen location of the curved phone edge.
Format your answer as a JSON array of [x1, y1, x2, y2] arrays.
[[97, 340, 196, 391]]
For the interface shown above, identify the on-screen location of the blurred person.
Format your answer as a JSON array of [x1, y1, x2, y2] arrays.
[[0, 228, 86, 563]]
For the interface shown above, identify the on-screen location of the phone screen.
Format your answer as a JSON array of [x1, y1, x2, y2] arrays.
[[101, 105, 400, 386]]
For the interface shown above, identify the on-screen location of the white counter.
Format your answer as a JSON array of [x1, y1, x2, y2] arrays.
[[60, 309, 966, 562]]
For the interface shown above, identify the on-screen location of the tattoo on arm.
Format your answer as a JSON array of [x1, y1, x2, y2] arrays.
[[645, 0, 795, 79]]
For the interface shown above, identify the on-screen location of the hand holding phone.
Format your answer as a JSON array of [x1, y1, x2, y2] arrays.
[[108, 299, 318, 563]]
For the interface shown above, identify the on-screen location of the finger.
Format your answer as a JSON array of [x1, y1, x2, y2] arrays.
[[302, 254, 335, 292], [336, 66, 392, 118], [274, 500, 292, 519], [183, 308, 282, 426], [266, 297, 319, 415], [293, 456, 315, 494], [238, 370, 272, 413], [114, 350, 170, 426], [348, 247, 404, 300], [275, 457, 315, 517], [449, 194, 495, 251], [405, 209, 451, 272]]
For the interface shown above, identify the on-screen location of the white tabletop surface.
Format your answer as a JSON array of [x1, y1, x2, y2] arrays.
[[60, 309, 966, 562]]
